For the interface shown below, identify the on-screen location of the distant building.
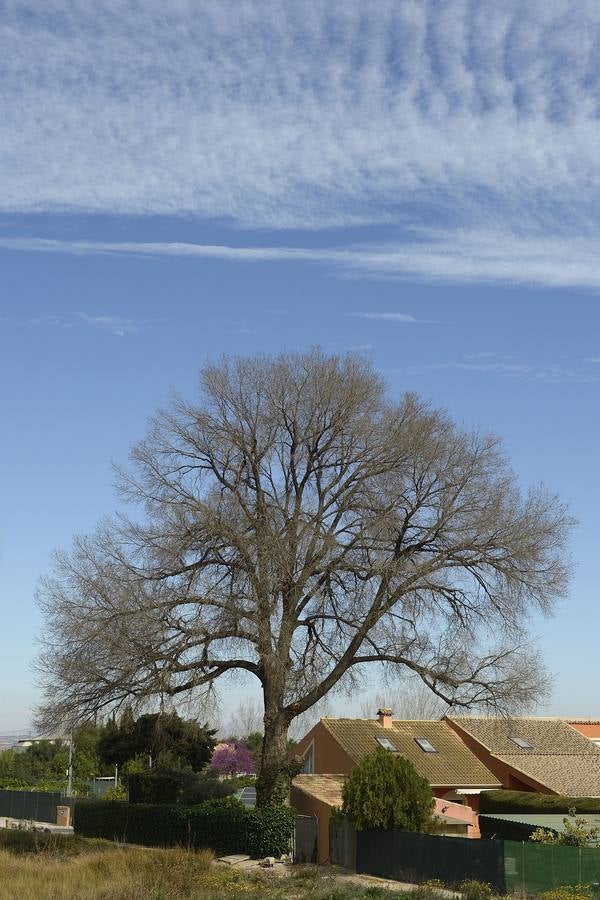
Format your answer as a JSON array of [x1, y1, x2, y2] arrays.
[[13, 736, 65, 754]]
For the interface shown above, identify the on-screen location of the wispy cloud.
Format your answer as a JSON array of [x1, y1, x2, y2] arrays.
[[76, 314, 143, 337], [6, 232, 600, 290], [1, 1, 600, 281], [32, 312, 159, 337], [410, 353, 600, 384], [348, 312, 445, 324], [349, 313, 420, 323]]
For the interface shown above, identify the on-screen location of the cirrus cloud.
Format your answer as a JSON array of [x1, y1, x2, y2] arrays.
[[0, 1, 599, 228], [2, 1, 600, 288]]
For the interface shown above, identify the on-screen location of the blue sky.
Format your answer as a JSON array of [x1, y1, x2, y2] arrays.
[[1, 1, 599, 731]]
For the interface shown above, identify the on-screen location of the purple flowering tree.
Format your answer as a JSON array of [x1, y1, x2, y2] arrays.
[[210, 742, 256, 777]]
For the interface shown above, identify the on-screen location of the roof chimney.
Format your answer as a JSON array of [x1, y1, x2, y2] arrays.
[[377, 707, 393, 729]]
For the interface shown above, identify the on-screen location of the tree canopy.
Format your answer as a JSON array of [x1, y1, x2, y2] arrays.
[[98, 711, 216, 772], [35, 350, 573, 804], [341, 748, 437, 832], [210, 742, 256, 777]]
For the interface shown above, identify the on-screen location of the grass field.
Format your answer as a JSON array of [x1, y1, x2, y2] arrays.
[[0, 832, 410, 900]]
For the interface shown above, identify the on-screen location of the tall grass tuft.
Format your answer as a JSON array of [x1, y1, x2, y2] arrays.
[[0, 845, 214, 900]]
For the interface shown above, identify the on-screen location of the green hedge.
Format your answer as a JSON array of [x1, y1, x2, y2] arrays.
[[480, 790, 600, 815], [127, 772, 183, 805], [74, 797, 295, 858]]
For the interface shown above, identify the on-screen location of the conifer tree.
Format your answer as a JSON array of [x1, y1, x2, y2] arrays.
[[341, 748, 437, 832]]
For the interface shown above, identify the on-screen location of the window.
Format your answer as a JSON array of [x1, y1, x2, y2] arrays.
[[509, 736, 534, 750], [415, 737, 438, 753], [376, 736, 397, 751], [302, 745, 314, 773]]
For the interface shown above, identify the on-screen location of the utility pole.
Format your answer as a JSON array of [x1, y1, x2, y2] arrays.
[[66, 732, 73, 797]]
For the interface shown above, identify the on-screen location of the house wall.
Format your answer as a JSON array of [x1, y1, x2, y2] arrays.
[[434, 795, 479, 838], [568, 722, 600, 740], [294, 722, 355, 774], [445, 720, 555, 794], [290, 786, 334, 864], [434, 789, 480, 837]]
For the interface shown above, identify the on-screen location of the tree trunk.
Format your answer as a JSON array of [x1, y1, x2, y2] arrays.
[[256, 710, 289, 806]]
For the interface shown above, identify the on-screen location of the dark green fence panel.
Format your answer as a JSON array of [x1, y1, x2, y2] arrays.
[[0, 790, 65, 824], [503, 840, 600, 893], [331, 818, 357, 870], [357, 829, 505, 891]]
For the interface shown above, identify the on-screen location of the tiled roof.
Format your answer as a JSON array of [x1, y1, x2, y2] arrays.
[[494, 754, 600, 796], [320, 718, 500, 788], [566, 719, 600, 725], [447, 716, 600, 796], [447, 716, 600, 757], [292, 773, 345, 806]]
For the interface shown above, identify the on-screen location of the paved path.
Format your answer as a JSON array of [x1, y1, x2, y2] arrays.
[[0, 816, 73, 835]]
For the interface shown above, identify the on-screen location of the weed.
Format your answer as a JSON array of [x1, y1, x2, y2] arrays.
[[458, 880, 494, 900]]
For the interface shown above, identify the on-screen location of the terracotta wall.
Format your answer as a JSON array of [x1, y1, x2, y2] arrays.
[[433, 797, 478, 838], [294, 722, 355, 774]]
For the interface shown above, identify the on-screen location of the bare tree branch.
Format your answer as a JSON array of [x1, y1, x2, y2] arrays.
[[34, 350, 574, 803]]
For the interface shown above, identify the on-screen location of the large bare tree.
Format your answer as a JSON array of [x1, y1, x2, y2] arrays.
[[36, 351, 572, 804]]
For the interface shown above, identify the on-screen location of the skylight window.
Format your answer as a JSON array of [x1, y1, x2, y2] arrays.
[[376, 736, 397, 751], [415, 737, 438, 753], [509, 736, 534, 750]]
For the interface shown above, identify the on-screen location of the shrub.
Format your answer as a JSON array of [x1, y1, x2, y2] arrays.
[[74, 796, 295, 857], [530, 808, 600, 847], [102, 783, 127, 801], [458, 879, 494, 900], [128, 768, 240, 805], [180, 771, 237, 805], [127, 771, 184, 804], [341, 747, 437, 832], [480, 790, 600, 816], [411, 879, 448, 900], [540, 886, 594, 900]]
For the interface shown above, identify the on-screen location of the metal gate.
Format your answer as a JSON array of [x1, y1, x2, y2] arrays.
[[294, 815, 318, 863]]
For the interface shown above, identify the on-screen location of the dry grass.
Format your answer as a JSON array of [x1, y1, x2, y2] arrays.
[[0, 840, 413, 899], [0, 845, 216, 900]]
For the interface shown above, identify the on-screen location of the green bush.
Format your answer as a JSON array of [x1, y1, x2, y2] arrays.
[[180, 771, 238, 805], [102, 783, 127, 801], [127, 769, 238, 805], [127, 771, 184, 804], [480, 790, 600, 815], [74, 797, 295, 857], [341, 747, 437, 832], [530, 808, 600, 847], [540, 886, 595, 900], [458, 879, 493, 900]]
